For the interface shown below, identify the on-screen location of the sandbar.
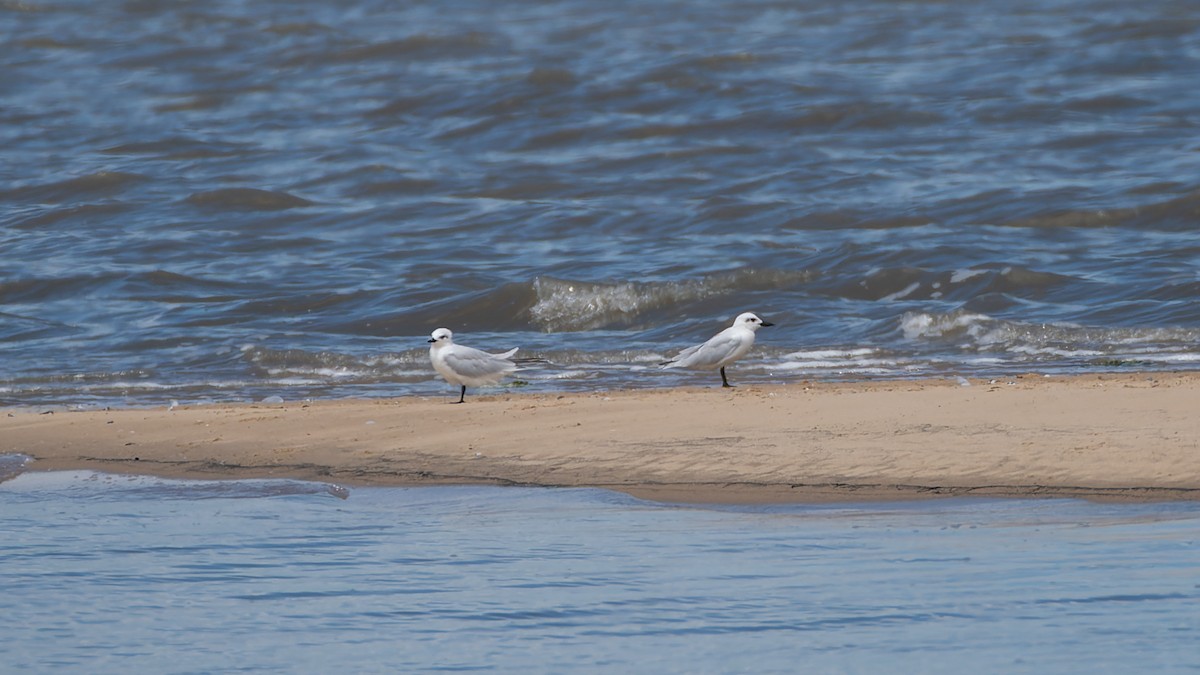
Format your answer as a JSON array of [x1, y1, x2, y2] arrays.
[[3, 372, 1198, 503]]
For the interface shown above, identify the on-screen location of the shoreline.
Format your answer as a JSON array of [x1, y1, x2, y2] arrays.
[[4, 372, 1199, 504]]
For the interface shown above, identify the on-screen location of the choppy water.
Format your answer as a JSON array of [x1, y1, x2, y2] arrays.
[[3, 0, 1200, 406], [1, 465, 1197, 674]]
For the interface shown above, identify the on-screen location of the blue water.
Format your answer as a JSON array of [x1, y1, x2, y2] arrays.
[[3, 0, 1200, 406], [2, 469, 1197, 673]]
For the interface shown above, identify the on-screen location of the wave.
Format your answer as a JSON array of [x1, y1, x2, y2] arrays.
[[363, 268, 816, 336], [101, 136, 248, 160], [999, 189, 1200, 230], [529, 268, 815, 332], [772, 347, 921, 377], [773, 187, 1200, 233], [2, 171, 148, 204], [0, 273, 117, 304], [900, 311, 1200, 363], [242, 345, 431, 383], [10, 202, 131, 230], [339, 32, 498, 61], [0, 310, 78, 342], [817, 264, 1073, 303], [0, 270, 245, 307], [184, 188, 314, 211]]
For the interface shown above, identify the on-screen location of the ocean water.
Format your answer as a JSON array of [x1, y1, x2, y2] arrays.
[[1, 465, 1198, 674], [3, 0, 1200, 406]]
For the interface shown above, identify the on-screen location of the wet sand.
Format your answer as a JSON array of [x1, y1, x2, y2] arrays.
[[4, 372, 1198, 503]]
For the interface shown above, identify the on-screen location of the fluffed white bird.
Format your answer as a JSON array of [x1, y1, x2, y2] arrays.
[[660, 312, 774, 388], [428, 328, 520, 403]]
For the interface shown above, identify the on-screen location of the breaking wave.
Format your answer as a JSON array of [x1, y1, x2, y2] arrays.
[[900, 311, 1200, 364], [529, 268, 815, 332]]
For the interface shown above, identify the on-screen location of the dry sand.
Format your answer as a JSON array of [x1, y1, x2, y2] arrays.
[[3, 372, 1198, 503]]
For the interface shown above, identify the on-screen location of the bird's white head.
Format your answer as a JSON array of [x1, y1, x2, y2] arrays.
[[428, 328, 454, 345], [733, 312, 774, 331]]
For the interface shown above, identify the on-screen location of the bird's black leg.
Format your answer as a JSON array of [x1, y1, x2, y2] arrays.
[[720, 367, 733, 388], [454, 385, 467, 404]]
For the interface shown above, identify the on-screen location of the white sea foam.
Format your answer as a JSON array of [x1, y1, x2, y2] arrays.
[[266, 367, 370, 379], [775, 346, 913, 374], [77, 381, 179, 390], [1009, 345, 1104, 357], [1139, 353, 1200, 362], [900, 311, 992, 340], [880, 281, 921, 302], [773, 358, 903, 371], [529, 269, 812, 332], [0, 470, 349, 500], [900, 311, 1200, 369], [950, 268, 988, 284], [537, 369, 592, 380], [782, 348, 878, 360]]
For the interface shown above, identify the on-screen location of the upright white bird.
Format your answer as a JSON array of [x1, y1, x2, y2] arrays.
[[661, 312, 774, 388], [428, 328, 520, 403]]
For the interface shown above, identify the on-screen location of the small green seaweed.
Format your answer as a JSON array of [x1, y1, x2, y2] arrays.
[[1092, 359, 1150, 368]]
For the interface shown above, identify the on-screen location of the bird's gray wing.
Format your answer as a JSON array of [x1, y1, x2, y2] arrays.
[[444, 345, 516, 380], [661, 342, 700, 366], [664, 331, 740, 368]]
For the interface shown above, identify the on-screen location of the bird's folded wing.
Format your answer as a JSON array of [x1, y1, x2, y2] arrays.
[[665, 333, 738, 367], [444, 348, 515, 379], [695, 333, 741, 363], [663, 342, 703, 365]]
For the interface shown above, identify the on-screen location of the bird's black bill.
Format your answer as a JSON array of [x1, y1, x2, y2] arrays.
[[760, 321, 775, 327], [428, 338, 437, 343]]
